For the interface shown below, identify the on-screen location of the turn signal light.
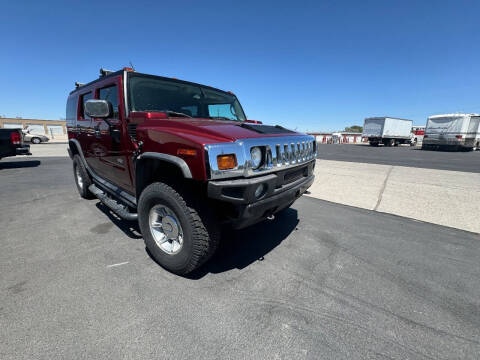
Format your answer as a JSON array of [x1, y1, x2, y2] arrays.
[[177, 148, 197, 156], [217, 154, 237, 170], [456, 135, 463, 139]]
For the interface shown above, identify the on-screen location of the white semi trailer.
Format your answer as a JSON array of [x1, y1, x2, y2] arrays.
[[422, 114, 480, 151], [362, 117, 413, 146]]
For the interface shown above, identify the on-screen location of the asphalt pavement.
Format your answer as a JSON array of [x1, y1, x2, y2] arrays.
[[1, 157, 480, 359], [317, 144, 480, 173]]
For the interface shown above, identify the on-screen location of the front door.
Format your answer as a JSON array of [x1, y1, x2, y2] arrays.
[[90, 83, 133, 191]]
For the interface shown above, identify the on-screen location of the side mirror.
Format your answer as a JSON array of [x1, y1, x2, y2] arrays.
[[85, 99, 112, 118]]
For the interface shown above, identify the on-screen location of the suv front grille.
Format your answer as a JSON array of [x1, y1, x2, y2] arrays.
[[205, 135, 316, 180], [267, 140, 316, 168]]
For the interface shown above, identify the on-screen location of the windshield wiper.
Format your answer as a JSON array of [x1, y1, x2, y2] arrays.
[[161, 110, 193, 118], [209, 116, 238, 121]]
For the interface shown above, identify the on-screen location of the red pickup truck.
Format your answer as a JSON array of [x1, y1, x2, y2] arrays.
[[67, 68, 316, 274]]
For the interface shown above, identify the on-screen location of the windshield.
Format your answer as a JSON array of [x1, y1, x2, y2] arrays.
[[127, 74, 246, 121]]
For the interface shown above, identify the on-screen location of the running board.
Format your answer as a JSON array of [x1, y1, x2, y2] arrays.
[[88, 184, 138, 221]]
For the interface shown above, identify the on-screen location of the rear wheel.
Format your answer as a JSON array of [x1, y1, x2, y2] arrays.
[[473, 142, 479, 151], [73, 155, 94, 199], [138, 182, 219, 275]]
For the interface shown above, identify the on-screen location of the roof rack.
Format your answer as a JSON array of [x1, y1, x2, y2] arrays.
[[99, 68, 113, 77], [75, 82, 85, 89]]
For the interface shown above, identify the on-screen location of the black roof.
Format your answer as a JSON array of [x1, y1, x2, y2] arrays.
[[70, 70, 124, 95]]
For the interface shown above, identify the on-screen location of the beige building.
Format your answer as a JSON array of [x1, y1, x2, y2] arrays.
[[0, 118, 67, 139]]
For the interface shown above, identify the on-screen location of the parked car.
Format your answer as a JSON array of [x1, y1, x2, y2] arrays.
[[422, 114, 480, 151], [362, 117, 413, 146], [22, 130, 49, 144], [67, 68, 316, 274], [0, 128, 31, 160]]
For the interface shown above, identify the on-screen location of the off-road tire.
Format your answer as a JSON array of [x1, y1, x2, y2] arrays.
[[73, 155, 94, 199], [31, 137, 41, 144], [138, 182, 219, 275]]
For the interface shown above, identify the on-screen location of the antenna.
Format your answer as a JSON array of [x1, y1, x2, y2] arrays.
[[129, 61, 135, 71]]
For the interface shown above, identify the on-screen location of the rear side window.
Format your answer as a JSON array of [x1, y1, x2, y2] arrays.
[[66, 96, 78, 127], [99, 85, 119, 119], [80, 92, 93, 120]]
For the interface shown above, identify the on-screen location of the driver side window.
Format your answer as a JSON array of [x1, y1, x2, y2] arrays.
[[99, 85, 119, 119]]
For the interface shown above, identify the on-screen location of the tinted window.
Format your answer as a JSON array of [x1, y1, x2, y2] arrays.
[[128, 75, 246, 121], [81, 92, 93, 120], [179, 105, 198, 117], [66, 96, 78, 126], [99, 85, 119, 119]]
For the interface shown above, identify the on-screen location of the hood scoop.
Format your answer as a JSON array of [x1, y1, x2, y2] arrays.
[[238, 123, 295, 135]]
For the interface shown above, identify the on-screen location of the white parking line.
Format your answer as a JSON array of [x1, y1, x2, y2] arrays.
[[106, 261, 129, 268]]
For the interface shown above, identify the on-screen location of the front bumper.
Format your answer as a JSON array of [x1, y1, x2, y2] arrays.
[[208, 161, 315, 229]]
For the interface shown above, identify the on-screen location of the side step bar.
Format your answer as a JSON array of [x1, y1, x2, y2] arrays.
[[88, 184, 138, 221]]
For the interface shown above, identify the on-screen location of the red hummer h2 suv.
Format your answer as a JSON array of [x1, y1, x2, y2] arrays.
[[67, 68, 316, 274]]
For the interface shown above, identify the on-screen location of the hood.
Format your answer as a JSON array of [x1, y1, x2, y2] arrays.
[[131, 112, 304, 145]]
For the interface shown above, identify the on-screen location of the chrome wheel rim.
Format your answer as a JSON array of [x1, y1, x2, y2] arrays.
[[75, 166, 83, 189], [149, 204, 184, 255]]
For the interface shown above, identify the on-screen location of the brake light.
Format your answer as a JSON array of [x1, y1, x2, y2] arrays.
[[10, 131, 21, 145], [456, 135, 463, 139]]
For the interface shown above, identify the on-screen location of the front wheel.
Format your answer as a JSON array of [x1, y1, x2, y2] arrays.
[[138, 182, 219, 275], [31, 137, 41, 144], [73, 155, 94, 199]]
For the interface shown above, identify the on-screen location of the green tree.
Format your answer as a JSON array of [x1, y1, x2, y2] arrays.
[[344, 125, 363, 132]]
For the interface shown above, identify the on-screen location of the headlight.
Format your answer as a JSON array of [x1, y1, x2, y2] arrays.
[[250, 147, 262, 169]]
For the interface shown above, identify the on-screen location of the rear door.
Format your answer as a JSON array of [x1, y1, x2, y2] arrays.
[[90, 81, 133, 191]]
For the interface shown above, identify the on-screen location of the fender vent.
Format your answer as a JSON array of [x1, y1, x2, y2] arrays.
[[127, 123, 138, 140]]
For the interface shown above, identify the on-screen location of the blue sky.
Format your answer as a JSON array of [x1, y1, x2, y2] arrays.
[[1, 0, 479, 132]]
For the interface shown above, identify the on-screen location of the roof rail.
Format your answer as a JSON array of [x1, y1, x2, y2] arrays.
[[75, 82, 85, 89], [99, 68, 113, 77]]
